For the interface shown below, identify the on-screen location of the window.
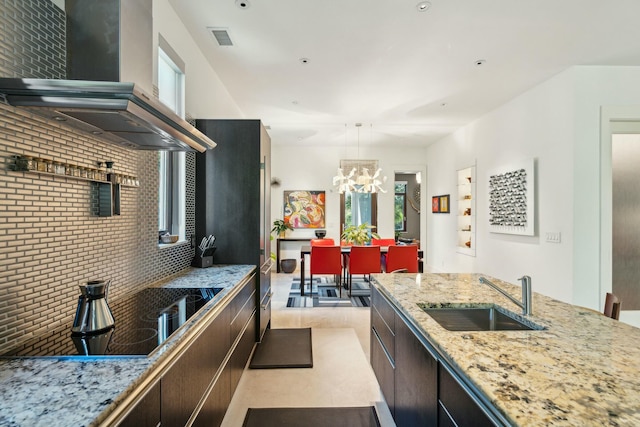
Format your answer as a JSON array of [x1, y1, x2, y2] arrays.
[[340, 192, 377, 235], [158, 42, 186, 241], [395, 182, 407, 232]]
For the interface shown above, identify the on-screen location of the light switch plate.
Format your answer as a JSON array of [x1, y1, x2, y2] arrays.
[[545, 232, 561, 243]]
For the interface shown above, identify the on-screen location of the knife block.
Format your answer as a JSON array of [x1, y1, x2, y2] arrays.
[[192, 246, 216, 268]]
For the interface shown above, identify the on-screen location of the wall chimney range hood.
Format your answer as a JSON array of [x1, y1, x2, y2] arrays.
[[0, 78, 216, 152], [0, 0, 216, 152]]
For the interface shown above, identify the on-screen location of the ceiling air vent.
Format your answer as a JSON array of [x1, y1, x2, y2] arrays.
[[209, 28, 233, 46]]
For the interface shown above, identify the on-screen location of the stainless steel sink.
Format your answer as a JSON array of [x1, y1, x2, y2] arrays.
[[419, 304, 545, 331]]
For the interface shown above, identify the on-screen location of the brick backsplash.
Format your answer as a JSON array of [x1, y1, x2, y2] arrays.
[[0, 0, 66, 79], [0, 0, 198, 353], [0, 103, 197, 353]]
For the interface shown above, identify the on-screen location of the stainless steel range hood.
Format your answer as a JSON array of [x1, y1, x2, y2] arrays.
[[0, 78, 216, 152], [0, 0, 216, 152]]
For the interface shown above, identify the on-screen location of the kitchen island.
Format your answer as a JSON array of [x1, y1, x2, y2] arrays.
[[0, 264, 256, 427], [371, 272, 640, 426]]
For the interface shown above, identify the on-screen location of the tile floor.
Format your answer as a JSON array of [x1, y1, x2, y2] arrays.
[[220, 272, 391, 426]]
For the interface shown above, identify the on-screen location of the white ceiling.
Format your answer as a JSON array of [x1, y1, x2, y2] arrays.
[[170, 0, 640, 147]]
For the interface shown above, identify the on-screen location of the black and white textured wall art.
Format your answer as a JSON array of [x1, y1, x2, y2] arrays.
[[488, 159, 535, 236]]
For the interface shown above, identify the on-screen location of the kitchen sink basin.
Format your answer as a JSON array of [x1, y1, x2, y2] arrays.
[[419, 304, 545, 331]]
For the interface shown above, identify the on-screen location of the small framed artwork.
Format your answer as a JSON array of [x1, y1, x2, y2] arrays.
[[432, 194, 450, 213], [432, 196, 440, 213]]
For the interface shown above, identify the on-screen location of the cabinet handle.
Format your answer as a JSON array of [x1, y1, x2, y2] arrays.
[[260, 260, 273, 275], [261, 292, 273, 310]]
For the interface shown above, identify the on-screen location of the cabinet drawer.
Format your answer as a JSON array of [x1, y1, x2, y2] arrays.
[[231, 311, 257, 396], [438, 364, 495, 427], [371, 303, 395, 362], [231, 279, 255, 320], [371, 286, 395, 334], [371, 328, 395, 415], [230, 287, 256, 343]]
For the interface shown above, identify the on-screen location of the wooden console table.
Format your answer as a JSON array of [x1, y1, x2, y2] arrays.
[[276, 237, 312, 272]]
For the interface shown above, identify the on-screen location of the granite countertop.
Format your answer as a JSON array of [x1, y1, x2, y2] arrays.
[[0, 264, 255, 427], [372, 272, 640, 427]]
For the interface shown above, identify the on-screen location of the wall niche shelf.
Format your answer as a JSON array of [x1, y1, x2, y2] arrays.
[[457, 165, 476, 256]]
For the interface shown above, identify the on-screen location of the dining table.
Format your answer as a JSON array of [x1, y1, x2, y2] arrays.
[[298, 245, 424, 296]]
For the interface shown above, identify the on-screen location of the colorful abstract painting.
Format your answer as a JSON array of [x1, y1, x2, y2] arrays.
[[284, 190, 326, 228]]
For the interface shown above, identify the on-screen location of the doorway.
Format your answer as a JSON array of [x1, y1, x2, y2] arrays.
[[394, 173, 421, 244]]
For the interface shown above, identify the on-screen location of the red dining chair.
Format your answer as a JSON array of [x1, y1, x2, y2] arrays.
[[385, 245, 419, 273], [346, 246, 381, 297], [310, 245, 343, 297], [311, 238, 335, 246], [371, 238, 396, 246], [371, 238, 396, 270], [604, 292, 621, 320]]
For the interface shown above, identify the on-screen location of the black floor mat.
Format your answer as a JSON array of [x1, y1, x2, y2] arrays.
[[242, 406, 380, 427], [249, 328, 313, 369]]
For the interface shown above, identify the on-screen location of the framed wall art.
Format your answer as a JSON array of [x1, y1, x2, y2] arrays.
[[432, 194, 450, 213], [283, 190, 326, 228], [488, 158, 535, 236]]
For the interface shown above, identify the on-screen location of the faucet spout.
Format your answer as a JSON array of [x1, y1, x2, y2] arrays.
[[479, 275, 532, 315]]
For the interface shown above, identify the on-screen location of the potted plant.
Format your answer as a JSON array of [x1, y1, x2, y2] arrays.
[[341, 222, 380, 246], [271, 219, 296, 273], [271, 219, 293, 238]]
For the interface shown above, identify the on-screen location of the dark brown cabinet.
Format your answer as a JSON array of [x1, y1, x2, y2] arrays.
[[370, 286, 396, 414], [161, 304, 230, 426], [395, 314, 438, 426], [195, 120, 271, 342], [117, 380, 160, 427], [438, 365, 494, 427], [370, 284, 499, 427], [118, 275, 257, 427]]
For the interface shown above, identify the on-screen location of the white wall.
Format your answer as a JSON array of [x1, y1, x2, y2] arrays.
[[425, 68, 576, 302], [271, 143, 427, 261], [423, 65, 640, 324], [153, 0, 243, 119]]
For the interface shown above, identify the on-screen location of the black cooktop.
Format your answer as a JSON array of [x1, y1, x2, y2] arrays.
[[3, 287, 223, 357]]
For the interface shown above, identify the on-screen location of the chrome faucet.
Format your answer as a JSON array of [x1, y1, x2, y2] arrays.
[[479, 275, 532, 315]]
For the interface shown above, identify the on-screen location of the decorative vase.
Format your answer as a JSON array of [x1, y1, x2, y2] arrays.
[[280, 259, 297, 274]]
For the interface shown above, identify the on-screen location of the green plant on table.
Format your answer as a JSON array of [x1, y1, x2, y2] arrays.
[[341, 222, 380, 246], [271, 219, 293, 238]]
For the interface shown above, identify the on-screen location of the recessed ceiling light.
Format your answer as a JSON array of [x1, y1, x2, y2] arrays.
[[416, 1, 431, 12], [475, 59, 486, 66], [292, 101, 299, 105], [299, 57, 310, 65], [235, 0, 250, 9], [440, 103, 447, 107]]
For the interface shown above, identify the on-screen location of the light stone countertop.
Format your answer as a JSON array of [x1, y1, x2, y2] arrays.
[[371, 272, 640, 427], [0, 264, 256, 427]]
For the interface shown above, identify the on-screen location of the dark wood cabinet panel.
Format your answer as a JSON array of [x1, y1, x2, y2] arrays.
[[438, 364, 494, 427], [117, 380, 160, 427], [195, 119, 271, 343], [395, 316, 437, 426], [231, 311, 257, 396], [192, 364, 231, 427], [371, 304, 395, 362], [161, 306, 230, 426], [371, 284, 498, 427], [371, 328, 395, 415], [371, 286, 395, 334]]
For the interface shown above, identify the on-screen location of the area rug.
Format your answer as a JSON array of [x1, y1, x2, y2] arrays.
[[242, 406, 380, 427], [287, 277, 370, 308], [249, 328, 313, 369]]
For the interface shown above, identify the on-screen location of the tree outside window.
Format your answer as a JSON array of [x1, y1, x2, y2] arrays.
[[395, 182, 407, 232]]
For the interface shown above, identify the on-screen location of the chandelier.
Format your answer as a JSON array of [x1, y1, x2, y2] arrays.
[[332, 123, 387, 194]]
